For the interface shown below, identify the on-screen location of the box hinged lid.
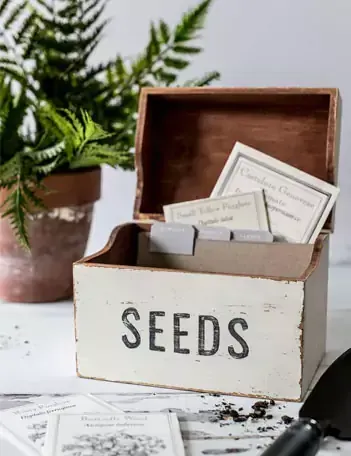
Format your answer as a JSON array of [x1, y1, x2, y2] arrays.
[[133, 87, 340, 233]]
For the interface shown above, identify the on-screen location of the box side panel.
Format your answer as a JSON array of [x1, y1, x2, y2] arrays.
[[74, 266, 304, 401], [301, 236, 330, 397]]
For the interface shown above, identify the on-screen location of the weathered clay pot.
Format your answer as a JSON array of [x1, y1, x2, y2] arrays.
[[0, 167, 101, 303]]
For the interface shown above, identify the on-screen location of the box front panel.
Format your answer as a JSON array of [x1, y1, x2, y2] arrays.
[[74, 265, 304, 400]]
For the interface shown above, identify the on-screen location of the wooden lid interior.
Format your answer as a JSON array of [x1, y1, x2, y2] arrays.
[[134, 88, 338, 231]]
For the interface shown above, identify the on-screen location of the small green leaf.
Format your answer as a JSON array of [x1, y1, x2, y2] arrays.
[[82, 0, 103, 19], [174, 45, 202, 54], [174, 0, 212, 43], [115, 56, 126, 78], [33, 156, 62, 175], [150, 22, 160, 54], [15, 12, 37, 44], [184, 70, 220, 87], [22, 182, 46, 210], [164, 57, 189, 70], [24, 141, 65, 162], [159, 20, 170, 43], [156, 69, 177, 85]]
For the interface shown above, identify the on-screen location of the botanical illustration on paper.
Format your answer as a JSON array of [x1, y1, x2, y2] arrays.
[[62, 432, 167, 455], [27, 421, 47, 445]]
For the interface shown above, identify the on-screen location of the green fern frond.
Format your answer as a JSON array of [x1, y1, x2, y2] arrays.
[[81, 63, 108, 86], [54, 1, 77, 18], [1, 188, 30, 250], [70, 143, 123, 169], [174, 0, 212, 43], [83, 21, 107, 48], [15, 12, 37, 44], [62, 109, 85, 142], [33, 155, 62, 175], [0, 155, 30, 250], [80, 4, 106, 31], [174, 45, 202, 54], [159, 20, 170, 43], [0, 154, 20, 183], [82, 0, 104, 18], [185, 71, 220, 87], [21, 181, 46, 210], [164, 57, 189, 70], [0, 57, 20, 67], [24, 140, 65, 163], [155, 69, 177, 85], [0, 0, 220, 250], [34, 35, 80, 54]]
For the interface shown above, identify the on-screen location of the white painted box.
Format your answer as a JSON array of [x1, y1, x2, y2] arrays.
[[73, 87, 340, 401]]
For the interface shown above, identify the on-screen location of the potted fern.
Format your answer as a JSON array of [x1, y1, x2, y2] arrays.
[[0, 0, 220, 303], [0, 77, 122, 302]]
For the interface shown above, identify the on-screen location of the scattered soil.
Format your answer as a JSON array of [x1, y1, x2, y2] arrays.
[[281, 415, 294, 425], [206, 397, 297, 437], [211, 399, 279, 427]]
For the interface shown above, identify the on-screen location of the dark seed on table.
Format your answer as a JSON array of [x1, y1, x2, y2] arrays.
[[234, 415, 248, 423], [281, 415, 294, 425], [252, 401, 269, 410]]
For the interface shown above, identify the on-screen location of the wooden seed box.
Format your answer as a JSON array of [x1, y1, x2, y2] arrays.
[[73, 87, 340, 401]]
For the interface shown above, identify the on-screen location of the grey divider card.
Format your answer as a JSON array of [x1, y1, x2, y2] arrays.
[[149, 222, 195, 255], [137, 231, 315, 278], [43, 412, 185, 456], [195, 225, 232, 241], [231, 229, 274, 243]]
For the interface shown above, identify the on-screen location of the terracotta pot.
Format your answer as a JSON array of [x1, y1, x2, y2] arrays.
[[0, 167, 101, 303]]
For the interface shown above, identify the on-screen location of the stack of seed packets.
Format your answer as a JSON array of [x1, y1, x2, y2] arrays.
[[0, 394, 185, 456], [164, 141, 340, 244]]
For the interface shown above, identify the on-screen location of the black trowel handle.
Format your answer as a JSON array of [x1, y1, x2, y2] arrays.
[[260, 418, 323, 456]]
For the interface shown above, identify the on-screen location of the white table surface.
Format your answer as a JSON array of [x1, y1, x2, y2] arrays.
[[0, 265, 351, 455]]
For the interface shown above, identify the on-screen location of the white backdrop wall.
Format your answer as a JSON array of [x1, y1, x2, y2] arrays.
[[86, 0, 351, 265]]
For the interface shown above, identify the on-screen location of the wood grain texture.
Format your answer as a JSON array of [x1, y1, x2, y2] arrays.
[[133, 87, 339, 232]]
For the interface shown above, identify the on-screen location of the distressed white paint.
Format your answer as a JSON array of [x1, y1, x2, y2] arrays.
[[1, 302, 351, 454], [28, 204, 93, 222], [74, 265, 305, 400]]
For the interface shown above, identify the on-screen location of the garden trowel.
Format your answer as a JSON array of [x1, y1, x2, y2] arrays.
[[261, 347, 351, 455]]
